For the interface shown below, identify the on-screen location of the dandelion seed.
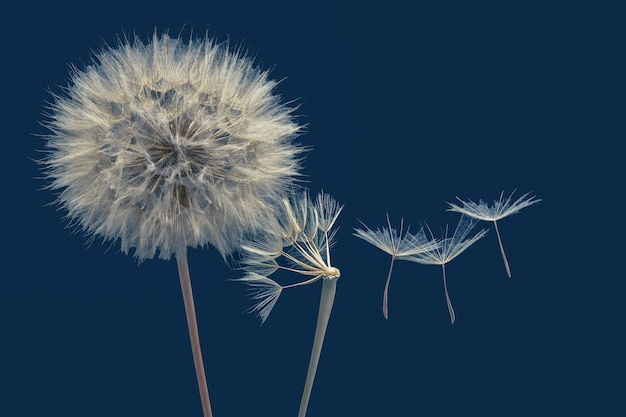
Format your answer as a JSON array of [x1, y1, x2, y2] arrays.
[[237, 190, 342, 417], [447, 190, 541, 277], [354, 216, 439, 319], [41, 32, 304, 417], [237, 272, 283, 324], [405, 215, 488, 324]]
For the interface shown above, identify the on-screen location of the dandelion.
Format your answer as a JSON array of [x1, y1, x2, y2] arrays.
[[237, 191, 342, 417], [354, 216, 439, 319], [41, 32, 303, 417], [447, 190, 541, 277], [405, 215, 488, 324]]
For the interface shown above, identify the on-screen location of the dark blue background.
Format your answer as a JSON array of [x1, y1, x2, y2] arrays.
[[2, 1, 622, 416]]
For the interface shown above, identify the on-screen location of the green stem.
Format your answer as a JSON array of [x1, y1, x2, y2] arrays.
[[298, 278, 337, 417]]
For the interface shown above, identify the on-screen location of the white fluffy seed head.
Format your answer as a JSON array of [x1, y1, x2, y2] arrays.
[[42, 32, 304, 261]]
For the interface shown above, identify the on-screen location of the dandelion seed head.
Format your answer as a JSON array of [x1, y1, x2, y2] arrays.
[[42, 32, 304, 261], [238, 191, 343, 322]]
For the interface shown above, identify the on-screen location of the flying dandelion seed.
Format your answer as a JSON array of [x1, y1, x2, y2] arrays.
[[41, 31, 304, 417], [447, 190, 541, 278], [237, 190, 342, 417], [354, 216, 440, 319], [405, 215, 487, 324]]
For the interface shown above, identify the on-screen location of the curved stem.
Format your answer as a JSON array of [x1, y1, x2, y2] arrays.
[[493, 220, 511, 278], [298, 278, 337, 417], [442, 263, 456, 324], [176, 249, 213, 417], [382, 256, 396, 319]]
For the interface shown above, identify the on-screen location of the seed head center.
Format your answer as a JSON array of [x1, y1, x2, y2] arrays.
[[324, 266, 341, 279]]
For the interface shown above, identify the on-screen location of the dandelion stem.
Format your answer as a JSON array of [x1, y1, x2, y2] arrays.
[[493, 220, 512, 278], [442, 264, 456, 324], [298, 278, 337, 417], [176, 250, 213, 417], [382, 256, 396, 320]]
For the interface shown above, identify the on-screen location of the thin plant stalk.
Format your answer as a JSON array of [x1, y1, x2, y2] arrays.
[[382, 256, 396, 320], [441, 263, 456, 324], [493, 220, 511, 278], [298, 278, 337, 417], [176, 249, 213, 417]]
